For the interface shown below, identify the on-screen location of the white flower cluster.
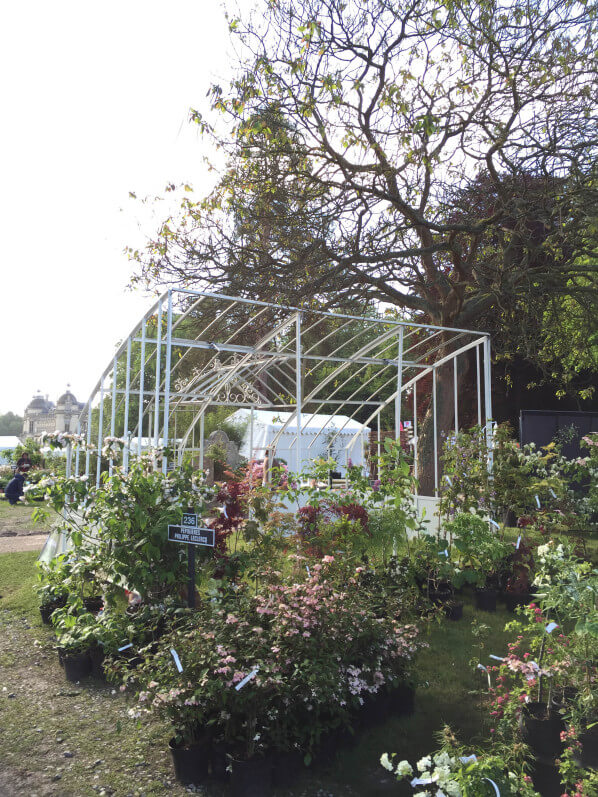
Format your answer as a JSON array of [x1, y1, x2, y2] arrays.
[[381, 751, 462, 797]]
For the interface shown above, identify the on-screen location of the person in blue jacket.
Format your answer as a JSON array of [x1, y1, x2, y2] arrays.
[[5, 472, 25, 505]]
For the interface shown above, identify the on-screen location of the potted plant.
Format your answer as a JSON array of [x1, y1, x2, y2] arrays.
[[450, 514, 509, 612], [381, 731, 541, 795]]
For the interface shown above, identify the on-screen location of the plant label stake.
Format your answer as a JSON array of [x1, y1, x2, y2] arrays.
[[516, 535, 521, 549], [118, 643, 133, 652], [460, 754, 477, 764], [545, 622, 558, 634], [235, 667, 259, 691], [489, 519, 500, 529], [170, 648, 183, 672], [535, 495, 541, 508]]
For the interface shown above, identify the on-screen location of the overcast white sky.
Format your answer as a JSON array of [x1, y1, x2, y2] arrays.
[[0, 1, 234, 415]]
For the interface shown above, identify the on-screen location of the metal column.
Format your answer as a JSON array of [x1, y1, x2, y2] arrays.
[[74, 419, 81, 476], [376, 410, 381, 479], [109, 356, 117, 476], [85, 404, 92, 477], [96, 377, 105, 486], [476, 344, 482, 427], [123, 337, 132, 473], [295, 313, 302, 475], [432, 367, 438, 495], [413, 381, 418, 485], [153, 300, 163, 460], [137, 318, 146, 456], [453, 356, 459, 437], [483, 336, 493, 471], [162, 291, 173, 474], [199, 413, 205, 471], [395, 327, 404, 441]]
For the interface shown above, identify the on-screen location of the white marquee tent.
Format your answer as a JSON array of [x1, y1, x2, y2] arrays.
[[228, 409, 371, 475]]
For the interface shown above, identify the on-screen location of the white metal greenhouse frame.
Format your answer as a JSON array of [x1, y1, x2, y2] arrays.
[[71, 288, 493, 497]]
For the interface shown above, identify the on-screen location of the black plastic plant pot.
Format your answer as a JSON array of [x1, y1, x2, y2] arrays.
[[389, 683, 416, 717], [444, 600, 463, 621], [63, 650, 92, 682], [39, 604, 54, 625], [575, 723, 598, 770], [361, 691, 391, 727], [475, 588, 498, 612], [89, 644, 106, 680], [169, 738, 210, 785], [529, 758, 563, 797], [210, 741, 229, 781], [83, 596, 104, 614], [520, 702, 565, 761], [428, 588, 452, 606], [228, 754, 273, 797], [503, 591, 531, 613]]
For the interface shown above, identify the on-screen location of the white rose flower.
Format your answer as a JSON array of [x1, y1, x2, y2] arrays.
[[417, 756, 433, 773], [434, 765, 453, 785], [395, 760, 413, 777], [433, 751, 452, 768], [380, 753, 394, 772]]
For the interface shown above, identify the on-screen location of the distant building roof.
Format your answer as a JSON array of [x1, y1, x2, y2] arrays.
[[57, 389, 78, 406], [26, 395, 51, 411]]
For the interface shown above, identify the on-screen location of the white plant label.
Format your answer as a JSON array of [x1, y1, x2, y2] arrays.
[[489, 655, 504, 662], [170, 648, 183, 673], [489, 519, 500, 529], [411, 777, 434, 786], [222, 505, 228, 518], [516, 535, 521, 549], [477, 663, 487, 672], [545, 622, 558, 633], [441, 549, 449, 557], [118, 643, 133, 652], [460, 754, 477, 763], [306, 565, 311, 577], [235, 666, 259, 691], [444, 475, 453, 487], [535, 495, 541, 508], [550, 488, 557, 498]]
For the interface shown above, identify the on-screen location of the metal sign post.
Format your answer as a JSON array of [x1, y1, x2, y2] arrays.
[[167, 510, 215, 608]]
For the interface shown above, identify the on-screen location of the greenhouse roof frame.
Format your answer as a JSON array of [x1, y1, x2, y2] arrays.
[[74, 288, 493, 496]]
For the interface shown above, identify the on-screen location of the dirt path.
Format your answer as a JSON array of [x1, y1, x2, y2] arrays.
[[0, 533, 48, 554], [0, 502, 51, 554]]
